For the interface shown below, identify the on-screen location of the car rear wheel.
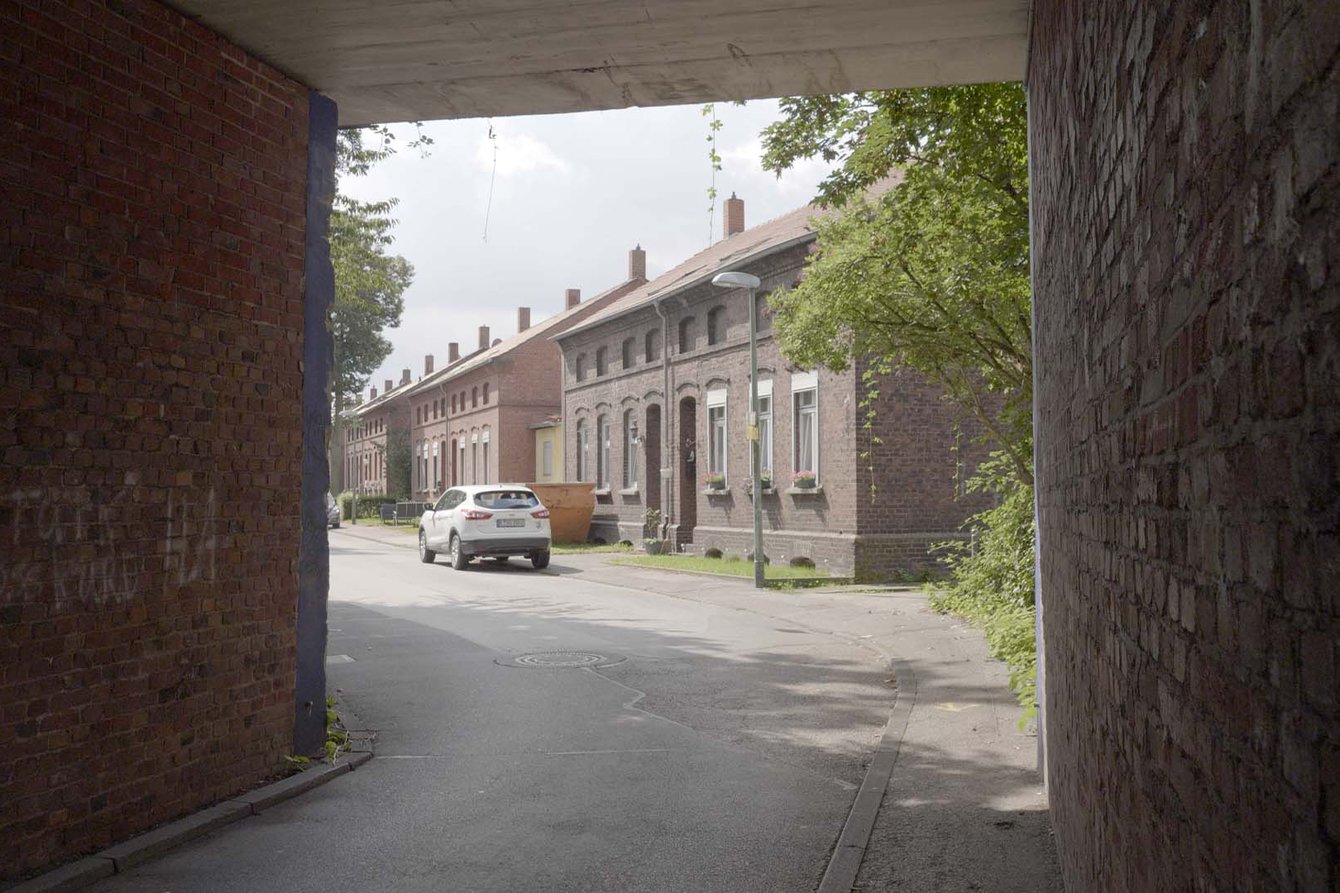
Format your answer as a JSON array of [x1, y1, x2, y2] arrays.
[[531, 549, 551, 570], [450, 533, 469, 570], [418, 530, 435, 563]]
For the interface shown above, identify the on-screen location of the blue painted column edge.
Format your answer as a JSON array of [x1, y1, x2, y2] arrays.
[[295, 89, 337, 755]]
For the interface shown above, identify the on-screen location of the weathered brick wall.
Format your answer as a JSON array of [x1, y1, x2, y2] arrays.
[[0, 0, 309, 880], [1030, 1, 1339, 888]]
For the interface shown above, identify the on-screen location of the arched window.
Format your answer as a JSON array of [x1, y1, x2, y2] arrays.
[[623, 409, 638, 489], [596, 414, 610, 488], [596, 346, 608, 376], [644, 329, 659, 362], [472, 386, 478, 407], [621, 338, 635, 370], [576, 354, 586, 382], [678, 317, 694, 354], [707, 305, 725, 345], [451, 394, 457, 413], [483, 382, 490, 403], [575, 419, 588, 481]]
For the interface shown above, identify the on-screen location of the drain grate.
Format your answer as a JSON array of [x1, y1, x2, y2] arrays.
[[496, 651, 625, 669]]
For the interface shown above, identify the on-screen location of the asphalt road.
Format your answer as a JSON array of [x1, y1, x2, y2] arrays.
[[92, 531, 899, 892]]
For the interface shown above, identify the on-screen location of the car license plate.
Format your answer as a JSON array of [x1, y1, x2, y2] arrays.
[[496, 519, 524, 528]]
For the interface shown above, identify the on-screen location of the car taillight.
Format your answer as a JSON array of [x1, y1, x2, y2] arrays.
[[462, 509, 493, 520], [530, 508, 550, 519]]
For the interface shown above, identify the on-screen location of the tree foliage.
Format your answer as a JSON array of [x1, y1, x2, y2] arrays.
[[760, 84, 1032, 482], [762, 85, 1038, 719], [330, 127, 418, 410]]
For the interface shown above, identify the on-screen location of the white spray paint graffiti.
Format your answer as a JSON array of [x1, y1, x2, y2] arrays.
[[2, 482, 220, 609]]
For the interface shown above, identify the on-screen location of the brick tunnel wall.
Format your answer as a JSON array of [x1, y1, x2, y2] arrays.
[[1030, 2, 1338, 889], [0, 0, 310, 879]]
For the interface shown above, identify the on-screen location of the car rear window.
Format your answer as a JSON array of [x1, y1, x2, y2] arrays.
[[474, 490, 539, 510]]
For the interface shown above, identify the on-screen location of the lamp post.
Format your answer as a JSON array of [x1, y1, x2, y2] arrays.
[[711, 270, 764, 588]]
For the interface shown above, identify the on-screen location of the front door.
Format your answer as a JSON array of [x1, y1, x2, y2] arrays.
[[677, 396, 696, 541]]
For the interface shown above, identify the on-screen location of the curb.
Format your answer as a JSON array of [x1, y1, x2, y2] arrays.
[[816, 660, 918, 893], [6, 751, 372, 893]]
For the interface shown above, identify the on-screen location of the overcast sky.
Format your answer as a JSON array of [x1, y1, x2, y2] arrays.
[[339, 100, 834, 394]]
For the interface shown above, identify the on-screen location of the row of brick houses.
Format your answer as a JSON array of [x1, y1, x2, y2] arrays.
[[336, 194, 990, 578], [554, 195, 992, 578], [339, 249, 648, 498]]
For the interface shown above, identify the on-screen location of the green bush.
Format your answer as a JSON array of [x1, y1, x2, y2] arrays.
[[930, 454, 1037, 724], [338, 493, 399, 519]]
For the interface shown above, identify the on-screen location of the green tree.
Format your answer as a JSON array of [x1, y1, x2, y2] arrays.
[[761, 84, 1031, 483], [329, 127, 423, 491], [761, 85, 1039, 717]]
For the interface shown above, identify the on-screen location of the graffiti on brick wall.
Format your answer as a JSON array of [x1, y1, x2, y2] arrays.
[[2, 484, 219, 607]]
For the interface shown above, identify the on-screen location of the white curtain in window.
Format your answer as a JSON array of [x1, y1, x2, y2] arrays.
[[794, 389, 817, 476]]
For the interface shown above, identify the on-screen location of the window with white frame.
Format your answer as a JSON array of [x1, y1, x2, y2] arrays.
[[576, 418, 588, 481], [596, 414, 610, 488], [623, 409, 638, 489], [542, 439, 554, 477], [471, 432, 478, 484], [431, 441, 439, 490], [482, 429, 491, 484], [792, 372, 819, 481], [707, 388, 727, 483], [457, 440, 465, 486], [757, 379, 773, 478]]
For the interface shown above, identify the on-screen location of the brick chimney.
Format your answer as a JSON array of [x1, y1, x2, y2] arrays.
[[565, 288, 581, 309], [448, 342, 459, 363], [724, 193, 744, 238], [478, 325, 490, 350], [424, 354, 434, 375], [400, 368, 411, 386], [629, 244, 646, 280], [517, 307, 531, 333], [370, 386, 378, 400], [384, 379, 392, 393]]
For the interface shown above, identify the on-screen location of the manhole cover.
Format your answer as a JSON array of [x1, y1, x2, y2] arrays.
[[495, 651, 625, 669]]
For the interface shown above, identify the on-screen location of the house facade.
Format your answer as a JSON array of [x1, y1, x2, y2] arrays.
[[344, 371, 414, 495], [556, 196, 991, 579]]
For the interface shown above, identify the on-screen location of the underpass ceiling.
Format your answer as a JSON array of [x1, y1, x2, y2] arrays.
[[170, 0, 1030, 125]]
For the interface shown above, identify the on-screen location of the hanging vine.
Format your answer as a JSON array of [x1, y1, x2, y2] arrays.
[[702, 103, 723, 244]]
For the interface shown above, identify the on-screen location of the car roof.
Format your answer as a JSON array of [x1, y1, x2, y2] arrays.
[[447, 484, 535, 493]]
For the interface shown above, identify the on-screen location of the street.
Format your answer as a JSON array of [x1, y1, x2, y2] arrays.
[[91, 526, 1058, 892]]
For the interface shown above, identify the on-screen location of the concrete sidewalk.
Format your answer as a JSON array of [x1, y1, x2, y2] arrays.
[[336, 524, 1062, 890]]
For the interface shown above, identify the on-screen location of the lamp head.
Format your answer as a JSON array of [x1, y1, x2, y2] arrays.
[[711, 271, 761, 289]]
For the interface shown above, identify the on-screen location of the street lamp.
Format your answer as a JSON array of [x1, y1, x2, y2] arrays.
[[711, 270, 764, 588]]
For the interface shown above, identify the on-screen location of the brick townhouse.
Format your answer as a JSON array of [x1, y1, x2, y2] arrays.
[[401, 248, 648, 498], [344, 370, 414, 495], [555, 195, 992, 579]]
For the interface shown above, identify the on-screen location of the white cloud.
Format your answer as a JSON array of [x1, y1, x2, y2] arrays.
[[475, 129, 571, 178]]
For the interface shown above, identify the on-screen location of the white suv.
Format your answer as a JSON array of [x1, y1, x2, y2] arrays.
[[419, 485, 552, 570]]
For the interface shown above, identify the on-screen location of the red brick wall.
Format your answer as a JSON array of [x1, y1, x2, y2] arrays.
[[1030, 1, 1339, 888], [0, 0, 309, 879]]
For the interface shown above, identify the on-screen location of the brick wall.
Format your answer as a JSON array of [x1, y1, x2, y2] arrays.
[[0, 0, 309, 880], [1030, 1, 1339, 888]]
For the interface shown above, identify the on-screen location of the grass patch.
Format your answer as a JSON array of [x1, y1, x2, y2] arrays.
[[552, 542, 634, 555], [612, 554, 831, 581]]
